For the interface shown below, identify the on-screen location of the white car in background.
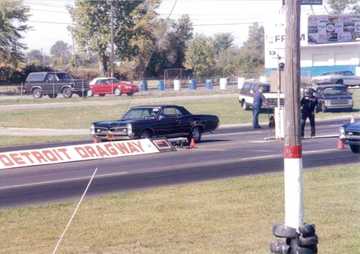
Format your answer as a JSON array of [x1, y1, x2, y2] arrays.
[[311, 70, 360, 87]]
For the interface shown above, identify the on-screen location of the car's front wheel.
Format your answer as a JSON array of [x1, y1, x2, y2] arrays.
[[350, 144, 360, 153], [32, 88, 42, 99], [62, 87, 73, 98], [188, 127, 202, 143], [140, 130, 152, 139]]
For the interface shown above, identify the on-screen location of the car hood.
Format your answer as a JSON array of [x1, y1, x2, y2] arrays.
[[321, 94, 352, 99], [93, 119, 134, 128], [93, 119, 151, 127], [344, 121, 360, 131]]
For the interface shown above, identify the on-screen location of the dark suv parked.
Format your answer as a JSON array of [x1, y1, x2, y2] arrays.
[[313, 84, 353, 112], [24, 72, 89, 99]]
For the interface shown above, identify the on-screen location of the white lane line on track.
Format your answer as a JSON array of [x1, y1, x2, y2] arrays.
[[0, 171, 129, 191]]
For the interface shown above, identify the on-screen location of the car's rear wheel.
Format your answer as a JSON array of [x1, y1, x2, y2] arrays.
[[32, 88, 42, 99], [62, 87, 73, 98], [188, 126, 202, 143], [140, 130, 152, 139], [350, 144, 360, 153], [114, 88, 121, 96]]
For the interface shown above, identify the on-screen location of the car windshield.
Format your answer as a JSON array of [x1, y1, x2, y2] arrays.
[[338, 71, 354, 76], [122, 108, 159, 120], [260, 84, 270, 92], [57, 73, 73, 80], [322, 87, 347, 95]]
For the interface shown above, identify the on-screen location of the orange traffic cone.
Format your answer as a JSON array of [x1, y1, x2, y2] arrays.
[[189, 138, 197, 149], [336, 138, 345, 149]]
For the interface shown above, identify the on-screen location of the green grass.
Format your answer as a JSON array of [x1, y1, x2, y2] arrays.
[[0, 136, 88, 147], [0, 164, 359, 253]]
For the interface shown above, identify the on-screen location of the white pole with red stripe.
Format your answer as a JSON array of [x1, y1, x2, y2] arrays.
[[284, 0, 303, 230], [284, 146, 303, 229]]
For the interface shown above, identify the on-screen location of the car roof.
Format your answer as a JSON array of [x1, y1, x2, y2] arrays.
[[90, 77, 117, 81], [130, 105, 181, 108], [313, 83, 345, 88]]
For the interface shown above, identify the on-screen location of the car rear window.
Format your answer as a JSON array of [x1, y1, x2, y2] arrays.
[[323, 87, 347, 95], [56, 73, 72, 80], [26, 72, 47, 82]]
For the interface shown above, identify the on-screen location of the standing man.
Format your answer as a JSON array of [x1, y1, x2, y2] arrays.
[[253, 86, 263, 129], [300, 88, 318, 137]]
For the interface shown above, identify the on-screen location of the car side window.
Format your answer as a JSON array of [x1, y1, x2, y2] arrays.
[[96, 80, 103, 85], [46, 74, 58, 82], [163, 107, 182, 117]]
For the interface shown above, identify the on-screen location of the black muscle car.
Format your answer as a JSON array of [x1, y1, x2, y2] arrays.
[[91, 105, 219, 143]]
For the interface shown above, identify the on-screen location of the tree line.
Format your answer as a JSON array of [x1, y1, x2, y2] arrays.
[[0, 0, 355, 83]]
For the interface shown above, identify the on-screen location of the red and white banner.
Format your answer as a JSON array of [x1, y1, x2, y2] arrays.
[[0, 139, 160, 170]]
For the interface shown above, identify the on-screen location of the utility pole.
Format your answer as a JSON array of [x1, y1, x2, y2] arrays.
[[110, 0, 115, 77], [283, 0, 302, 230], [270, 0, 318, 253]]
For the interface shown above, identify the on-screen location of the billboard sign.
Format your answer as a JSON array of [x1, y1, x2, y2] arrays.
[[282, 0, 322, 5], [301, 0, 322, 4], [265, 14, 309, 68], [308, 15, 360, 44]]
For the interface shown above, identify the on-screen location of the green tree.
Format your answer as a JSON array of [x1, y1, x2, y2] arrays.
[[327, 0, 359, 14], [215, 47, 242, 77], [69, 0, 156, 75], [185, 35, 215, 79], [50, 40, 71, 66], [213, 33, 234, 56], [26, 50, 43, 65], [145, 15, 193, 77], [0, 0, 29, 67], [239, 22, 264, 77]]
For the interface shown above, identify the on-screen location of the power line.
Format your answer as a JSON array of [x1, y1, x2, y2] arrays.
[[28, 19, 263, 26], [166, 0, 179, 19]]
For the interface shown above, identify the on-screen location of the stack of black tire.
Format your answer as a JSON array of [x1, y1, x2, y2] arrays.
[[270, 224, 318, 254]]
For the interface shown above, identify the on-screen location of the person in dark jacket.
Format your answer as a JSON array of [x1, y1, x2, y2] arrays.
[[253, 86, 264, 129], [301, 88, 318, 137]]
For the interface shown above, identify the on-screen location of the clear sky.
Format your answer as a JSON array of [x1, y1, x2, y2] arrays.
[[22, 0, 327, 53]]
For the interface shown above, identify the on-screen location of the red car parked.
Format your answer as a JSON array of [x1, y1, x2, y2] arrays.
[[88, 77, 139, 96]]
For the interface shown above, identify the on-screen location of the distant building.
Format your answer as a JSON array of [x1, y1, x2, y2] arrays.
[[265, 11, 360, 79]]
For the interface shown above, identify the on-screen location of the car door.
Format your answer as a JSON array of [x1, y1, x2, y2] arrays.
[[157, 107, 181, 137], [103, 79, 112, 94], [93, 79, 103, 94], [44, 73, 58, 95]]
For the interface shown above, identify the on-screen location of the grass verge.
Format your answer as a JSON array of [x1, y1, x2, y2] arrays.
[[0, 164, 359, 253]]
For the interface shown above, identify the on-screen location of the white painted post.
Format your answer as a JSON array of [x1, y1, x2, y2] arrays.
[[173, 79, 181, 91], [284, 157, 304, 229], [220, 78, 227, 90], [237, 77, 245, 89], [275, 107, 285, 139]]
